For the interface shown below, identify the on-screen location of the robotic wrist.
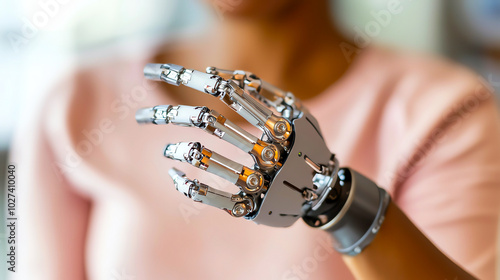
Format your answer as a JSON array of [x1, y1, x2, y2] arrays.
[[303, 168, 391, 256]]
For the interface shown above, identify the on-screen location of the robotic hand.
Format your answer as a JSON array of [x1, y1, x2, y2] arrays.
[[136, 63, 391, 255]]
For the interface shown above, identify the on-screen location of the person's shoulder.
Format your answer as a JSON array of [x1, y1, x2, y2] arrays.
[[350, 46, 499, 191], [369, 46, 491, 99], [365, 46, 495, 126]]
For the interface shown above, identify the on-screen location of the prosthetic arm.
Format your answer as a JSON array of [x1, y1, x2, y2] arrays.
[[136, 63, 391, 255]]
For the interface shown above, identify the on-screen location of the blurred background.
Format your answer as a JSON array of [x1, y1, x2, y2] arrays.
[[1, 0, 500, 277]]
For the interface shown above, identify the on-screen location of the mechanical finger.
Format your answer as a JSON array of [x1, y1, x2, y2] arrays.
[[143, 63, 292, 143], [164, 142, 266, 194], [135, 105, 282, 171], [168, 168, 255, 217], [206, 66, 304, 119]]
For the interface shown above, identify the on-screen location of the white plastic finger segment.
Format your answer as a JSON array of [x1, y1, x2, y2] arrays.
[[135, 107, 156, 124], [168, 168, 191, 195], [137, 104, 260, 154], [164, 142, 198, 165], [144, 63, 184, 85], [137, 104, 280, 171], [166, 105, 205, 126], [135, 105, 173, 124], [168, 168, 234, 209], [143, 63, 165, 81], [184, 69, 220, 95], [164, 142, 242, 183], [136, 105, 207, 126], [168, 168, 254, 217], [144, 63, 221, 95], [164, 142, 265, 194]]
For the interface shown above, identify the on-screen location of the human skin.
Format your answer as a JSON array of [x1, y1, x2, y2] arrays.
[[155, 0, 351, 120], [343, 202, 474, 279]]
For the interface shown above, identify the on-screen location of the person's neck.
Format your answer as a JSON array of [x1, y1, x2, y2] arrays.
[[199, 1, 352, 100]]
